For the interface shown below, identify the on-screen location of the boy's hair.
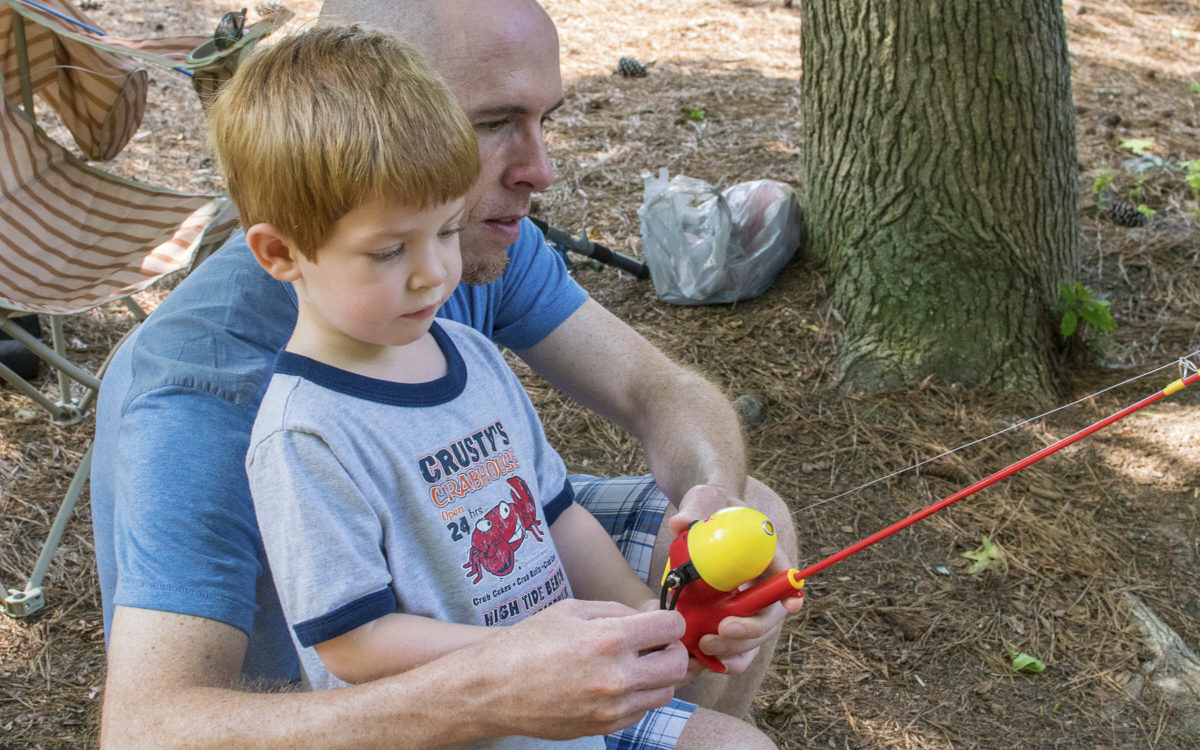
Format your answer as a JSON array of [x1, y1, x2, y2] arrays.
[[207, 25, 480, 257]]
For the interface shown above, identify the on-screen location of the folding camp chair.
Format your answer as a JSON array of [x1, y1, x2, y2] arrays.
[[0, 0, 290, 617]]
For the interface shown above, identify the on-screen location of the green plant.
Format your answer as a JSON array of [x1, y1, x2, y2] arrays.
[[1136, 204, 1157, 219], [1092, 169, 1114, 205], [1057, 282, 1116, 341], [1183, 159, 1200, 203], [962, 536, 1006, 574]]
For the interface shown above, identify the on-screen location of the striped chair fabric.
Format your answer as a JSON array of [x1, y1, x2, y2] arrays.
[[0, 0, 288, 618]]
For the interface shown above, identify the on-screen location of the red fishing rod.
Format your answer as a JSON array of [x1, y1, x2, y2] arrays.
[[792, 366, 1199, 582], [662, 365, 1200, 670]]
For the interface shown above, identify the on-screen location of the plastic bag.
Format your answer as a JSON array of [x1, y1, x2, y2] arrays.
[[637, 168, 802, 305]]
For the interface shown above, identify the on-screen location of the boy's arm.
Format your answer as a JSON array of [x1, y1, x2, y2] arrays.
[[314, 613, 489, 684], [550, 502, 658, 611]]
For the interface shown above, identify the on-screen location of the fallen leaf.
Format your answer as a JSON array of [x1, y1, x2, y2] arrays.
[[1007, 650, 1046, 674], [962, 536, 1007, 574]]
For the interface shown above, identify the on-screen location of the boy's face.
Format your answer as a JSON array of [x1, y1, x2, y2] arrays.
[[293, 196, 465, 352]]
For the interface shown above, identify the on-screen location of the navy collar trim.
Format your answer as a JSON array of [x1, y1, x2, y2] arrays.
[[273, 322, 467, 407]]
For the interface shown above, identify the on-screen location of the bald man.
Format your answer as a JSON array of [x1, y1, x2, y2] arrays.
[[92, 2, 798, 747]]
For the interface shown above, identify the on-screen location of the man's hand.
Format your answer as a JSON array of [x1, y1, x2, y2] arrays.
[[474, 598, 690, 737], [667, 483, 742, 536]]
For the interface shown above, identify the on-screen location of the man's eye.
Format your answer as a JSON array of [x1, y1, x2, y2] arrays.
[[476, 119, 507, 132]]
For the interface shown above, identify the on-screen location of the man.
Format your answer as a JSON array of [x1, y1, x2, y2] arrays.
[[93, 1, 799, 747]]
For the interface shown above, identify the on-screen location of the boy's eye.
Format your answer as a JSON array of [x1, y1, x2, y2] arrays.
[[368, 247, 403, 262], [438, 225, 463, 240]]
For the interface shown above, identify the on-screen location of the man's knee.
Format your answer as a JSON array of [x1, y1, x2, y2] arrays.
[[743, 477, 797, 560], [675, 706, 777, 750]]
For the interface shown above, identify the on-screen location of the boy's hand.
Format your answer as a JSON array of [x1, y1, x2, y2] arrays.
[[667, 483, 804, 674], [670, 484, 803, 606], [693, 601, 786, 674]]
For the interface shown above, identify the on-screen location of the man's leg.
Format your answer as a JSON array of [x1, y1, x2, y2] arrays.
[[571, 475, 798, 719], [606, 699, 775, 750]]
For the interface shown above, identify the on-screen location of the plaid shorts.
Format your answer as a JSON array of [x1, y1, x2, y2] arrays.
[[569, 473, 670, 583], [605, 697, 695, 750], [569, 474, 696, 749]]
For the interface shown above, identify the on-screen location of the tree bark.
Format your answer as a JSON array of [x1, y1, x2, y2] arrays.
[[800, 1, 1078, 396]]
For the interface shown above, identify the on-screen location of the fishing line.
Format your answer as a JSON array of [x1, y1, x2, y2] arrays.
[[795, 349, 1200, 516]]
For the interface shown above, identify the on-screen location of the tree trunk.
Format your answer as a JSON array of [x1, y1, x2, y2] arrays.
[[800, 1, 1078, 396]]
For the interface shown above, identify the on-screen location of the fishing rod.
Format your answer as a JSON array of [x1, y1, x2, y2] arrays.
[[661, 362, 1200, 670], [792, 364, 1198, 582]]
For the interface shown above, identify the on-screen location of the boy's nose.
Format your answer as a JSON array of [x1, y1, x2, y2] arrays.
[[409, 243, 449, 289]]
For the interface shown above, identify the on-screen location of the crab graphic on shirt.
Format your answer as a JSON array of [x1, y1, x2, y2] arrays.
[[462, 476, 545, 584]]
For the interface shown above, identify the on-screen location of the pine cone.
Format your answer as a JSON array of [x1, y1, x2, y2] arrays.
[[1110, 201, 1148, 227], [616, 57, 648, 78]]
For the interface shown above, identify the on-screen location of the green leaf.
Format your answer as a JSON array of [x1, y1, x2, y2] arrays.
[[1060, 309, 1078, 339], [962, 536, 1006, 574], [1059, 282, 1077, 306], [1120, 137, 1155, 156], [1009, 651, 1046, 674], [1079, 303, 1115, 332]]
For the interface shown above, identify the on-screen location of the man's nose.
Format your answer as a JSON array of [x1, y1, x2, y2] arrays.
[[505, 131, 555, 193]]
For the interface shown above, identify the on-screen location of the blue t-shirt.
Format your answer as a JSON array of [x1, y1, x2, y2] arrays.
[[90, 219, 588, 682]]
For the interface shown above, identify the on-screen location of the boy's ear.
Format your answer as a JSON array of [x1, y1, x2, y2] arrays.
[[246, 223, 304, 282]]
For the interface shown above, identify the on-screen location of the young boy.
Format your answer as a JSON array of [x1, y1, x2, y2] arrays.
[[207, 26, 668, 746]]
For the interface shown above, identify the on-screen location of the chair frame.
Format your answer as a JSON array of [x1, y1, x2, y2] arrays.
[[0, 0, 289, 617]]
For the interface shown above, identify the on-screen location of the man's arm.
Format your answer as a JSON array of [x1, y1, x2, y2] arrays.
[[101, 601, 690, 750], [517, 300, 801, 681], [517, 298, 747, 513]]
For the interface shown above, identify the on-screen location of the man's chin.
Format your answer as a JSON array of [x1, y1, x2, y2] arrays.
[[461, 249, 510, 286]]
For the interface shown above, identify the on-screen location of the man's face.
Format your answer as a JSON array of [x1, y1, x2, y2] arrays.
[[429, 8, 563, 285]]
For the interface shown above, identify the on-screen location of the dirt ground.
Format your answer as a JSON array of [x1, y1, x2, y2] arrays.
[[2, 1, 1199, 748]]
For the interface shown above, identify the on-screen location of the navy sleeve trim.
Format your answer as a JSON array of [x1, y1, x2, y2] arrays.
[[292, 588, 396, 647], [541, 479, 574, 525]]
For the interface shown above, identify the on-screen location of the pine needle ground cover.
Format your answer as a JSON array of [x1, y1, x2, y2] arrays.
[[2, 1, 1199, 747]]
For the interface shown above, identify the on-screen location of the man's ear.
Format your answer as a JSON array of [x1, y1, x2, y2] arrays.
[[246, 223, 304, 282]]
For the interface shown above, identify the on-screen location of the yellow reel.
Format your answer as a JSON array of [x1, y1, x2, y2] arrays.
[[685, 507, 777, 592]]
